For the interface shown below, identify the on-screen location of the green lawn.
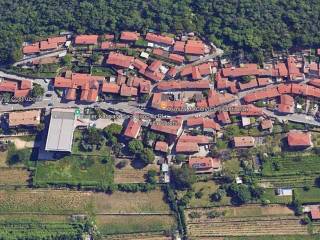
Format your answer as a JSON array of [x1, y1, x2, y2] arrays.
[[262, 155, 320, 176], [294, 187, 320, 203], [34, 154, 114, 187], [223, 158, 241, 174], [6, 143, 36, 168], [91, 66, 116, 77], [261, 189, 292, 204]]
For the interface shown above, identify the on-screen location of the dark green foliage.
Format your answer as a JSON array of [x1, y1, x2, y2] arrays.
[[1, 1, 320, 64], [30, 84, 44, 99], [145, 169, 157, 184], [128, 139, 144, 154], [138, 148, 155, 165], [170, 165, 196, 190], [228, 183, 252, 205]]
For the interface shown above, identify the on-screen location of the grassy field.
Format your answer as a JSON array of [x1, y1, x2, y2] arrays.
[[0, 168, 29, 186], [96, 215, 176, 235], [188, 181, 231, 208], [262, 154, 320, 176], [114, 161, 159, 184], [5, 143, 36, 168], [261, 188, 292, 204], [223, 158, 241, 174], [34, 154, 114, 187], [294, 187, 320, 203]]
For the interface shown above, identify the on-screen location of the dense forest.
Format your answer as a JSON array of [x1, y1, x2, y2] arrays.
[[1, 0, 320, 64]]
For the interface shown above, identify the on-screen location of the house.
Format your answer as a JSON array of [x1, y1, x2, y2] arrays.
[[74, 35, 98, 45], [106, 52, 134, 68], [185, 40, 205, 55], [233, 136, 255, 148], [156, 80, 210, 91], [120, 31, 140, 42], [8, 110, 41, 127], [23, 43, 40, 55], [310, 207, 320, 221], [175, 141, 199, 153], [188, 157, 221, 173], [0, 79, 32, 98], [217, 111, 231, 124], [145, 33, 174, 46], [154, 141, 169, 153], [123, 119, 141, 139], [260, 119, 273, 131], [287, 131, 312, 148], [278, 94, 295, 114], [150, 118, 183, 136]]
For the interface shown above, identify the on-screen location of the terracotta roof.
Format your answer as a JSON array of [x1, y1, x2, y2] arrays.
[[156, 80, 210, 91], [103, 34, 115, 40], [186, 117, 204, 127], [179, 135, 212, 144], [146, 33, 174, 45], [185, 40, 205, 55], [169, 53, 184, 63], [14, 89, 30, 98], [217, 111, 231, 124], [123, 119, 141, 138], [100, 41, 114, 49], [287, 131, 312, 147], [173, 41, 185, 53], [196, 98, 208, 108], [148, 60, 162, 72], [207, 90, 235, 107], [240, 104, 263, 116], [120, 84, 138, 97], [234, 136, 255, 147], [40, 41, 57, 51], [154, 141, 169, 152], [308, 79, 320, 88], [203, 118, 221, 131], [222, 64, 259, 78], [189, 157, 221, 172], [152, 48, 165, 57], [75, 35, 98, 45], [311, 207, 320, 220], [150, 118, 183, 136], [65, 88, 76, 101], [133, 58, 148, 72], [120, 31, 140, 41], [238, 79, 258, 91], [192, 67, 202, 80], [23, 43, 40, 54], [47, 36, 67, 44], [0, 81, 18, 92], [274, 63, 288, 77], [180, 65, 193, 76], [167, 67, 177, 77], [8, 110, 41, 127], [143, 70, 164, 82], [102, 83, 120, 94], [198, 62, 213, 75], [176, 141, 199, 153], [106, 52, 134, 68], [261, 119, 273, 129], [257, 77, 272, 86], [54, 77, 72, 88], [20, 80, 32, 90]]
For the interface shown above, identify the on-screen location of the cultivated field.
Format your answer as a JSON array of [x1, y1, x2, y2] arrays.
[[0, 167, 29, 186], [96, 215, 176, 235], [257, 174, 317, 188], [114, 161, 159, 183], [185, 205, 308, 238], [102, 232, 172, 240]]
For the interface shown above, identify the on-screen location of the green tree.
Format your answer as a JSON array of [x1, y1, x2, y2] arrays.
[[30, 84, 44, 99], [138, 148, 155, 165], [128, 139, 144, 154], [145, 169, 157, 184], [170, 165, 196, 190]]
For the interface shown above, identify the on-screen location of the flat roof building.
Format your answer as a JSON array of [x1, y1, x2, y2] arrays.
[[45, 108, 76, 152], [8, 110, 41, 127]]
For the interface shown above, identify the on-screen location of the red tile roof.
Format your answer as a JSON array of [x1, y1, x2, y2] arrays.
[[257, 77, 271, 87], [192, 67, 202, 80], [207, 90, 235, 107], [23, 43, 40, 54], [261, 119, 273, 130], [185, 40, 205, 55], [133, 58, 148, 72], [308, 79, 320, 88], [179, 135, 212, 144], [151, 118, 183, 136], [102, 83, 120, 94], [120, 84, 138, 97], [47, 36, 67, 44], [14, 89, 30, 98], [154, 141, 169, 152], [40, 41, 58, 51], [123, 119, 141, 138], [146, 33, 174, 45], [311, 207, 320, 220], [0, 81, 18, 92], [203, 118, 221, 131], [65, 88, 76, 100], [156, 80, 210, 91], [20, 80, 32, 90], [238, 79, 258, 91], [198, 62, 213, 76], [240, 104, 263, 116], [167, 67, 177, 78], [217, 111, 231, 124], [222, 64, 259, 78], [104, 34, 115, 40], [189, 157, 221, 172], [148, 60, 162, 72], [120, 31, 140, 41], [173, 41, 185, 53], [106, 52, 134, 68], [234, 136, 255, 147], [287, 131, 312, 147], [169, 54, 184, 63], [186, 117, 204, 127], [152, 48, 165, 57], [176, 141, 199, 153], [75, 35, 98, 45]]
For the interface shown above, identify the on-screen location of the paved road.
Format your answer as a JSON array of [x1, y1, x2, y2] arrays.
[[13, 49, 67, 66]]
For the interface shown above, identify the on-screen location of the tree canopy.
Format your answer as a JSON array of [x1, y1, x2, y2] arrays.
[[1, 0, 320, 64]]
